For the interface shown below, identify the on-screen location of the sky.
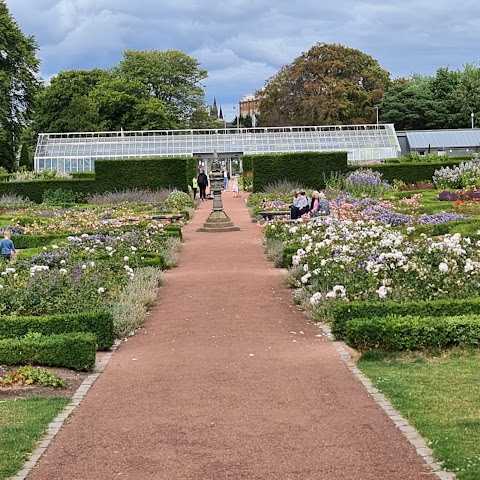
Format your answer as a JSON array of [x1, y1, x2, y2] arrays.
[[5, 0, 480, 122]]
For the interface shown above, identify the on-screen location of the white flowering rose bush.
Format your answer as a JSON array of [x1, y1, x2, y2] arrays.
[[275, 218, 480, 312]]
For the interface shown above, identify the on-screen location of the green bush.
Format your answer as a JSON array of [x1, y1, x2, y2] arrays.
[[0, 332, 96, 371], [348, 160, 465, 185], [136, 252, 166, 269], [344, 314, 480, 351], [0, 311, 114, 350], [250, 152, 348, 192], [330, 297, 480, 340], [164, 225, 182, 240], [11, 234, 67, 249], [42, 188, 79, 205]]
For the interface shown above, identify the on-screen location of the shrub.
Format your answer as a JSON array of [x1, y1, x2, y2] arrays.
[[10, 234, 67, 249], [263, 179, 305, 195], [0, 311, 114, 350], [42, 188, 79, 205], [0, 332, 96, 371], [344, 314, 480, 351], [330, 298, 480, 340]]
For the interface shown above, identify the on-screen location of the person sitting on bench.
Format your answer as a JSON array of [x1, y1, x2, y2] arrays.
[[310, 191, 330, 217], [290, 191, 309, 219]]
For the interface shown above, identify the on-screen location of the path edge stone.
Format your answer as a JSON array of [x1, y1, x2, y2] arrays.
[[316, 321, 456, 480], [8, 340, 121, 480]]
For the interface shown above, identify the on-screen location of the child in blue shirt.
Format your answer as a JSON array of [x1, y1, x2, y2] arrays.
[[0, 230, 16, 262]]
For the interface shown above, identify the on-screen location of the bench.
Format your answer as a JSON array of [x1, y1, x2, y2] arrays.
[[258, 210, 290, 220], [151, 214, 184, 221]]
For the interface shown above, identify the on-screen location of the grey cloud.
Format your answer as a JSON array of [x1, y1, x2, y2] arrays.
[[5, 0, 480, 119]]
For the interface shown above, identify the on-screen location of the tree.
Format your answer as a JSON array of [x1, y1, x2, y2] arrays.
[[115, 50, 208, 126], [33, 69, 107, 133], [257, 42, 391, 126], [0, 1, 41, 170], [19, 142, 32, 169], [90, 76, 175, 131], [379, 76, 445, 130]]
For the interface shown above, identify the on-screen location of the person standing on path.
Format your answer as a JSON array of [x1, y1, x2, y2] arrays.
[[197, 170, 208, 201], [192, 176, 198, 200], [223, 169, 229, 191], [0, 230, 16, 262]]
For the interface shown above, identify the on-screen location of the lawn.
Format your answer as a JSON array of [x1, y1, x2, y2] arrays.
[[0, 396, 70, 480], [359, 349, 480, 480]]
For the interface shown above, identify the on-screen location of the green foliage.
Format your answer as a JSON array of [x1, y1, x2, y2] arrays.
[[0, 365, 66, 387], [258, 42, 391, 126], [94, 157, 189, 194], [10, 234, 66, 249], [345, 314, 480, 351], [42, 188, 79, 205], [348, 159, 465, 185], [0, 332, 96, 371], [19, 143, 32, 169], [0, 3, 41, 171], [0, 158, 189, 202], [242, 156, 253, 173], [330, 297, 480, 340], [379, 64, 480, 130], [115, 49, 208, 126], [251, 151, 348, 192], [0, 311, 114, 350]]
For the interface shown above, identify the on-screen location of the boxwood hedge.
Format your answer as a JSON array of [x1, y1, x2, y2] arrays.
[[0, 332, 96, 371], [0, 311, 114, 350], [344, 314, 480, 351]]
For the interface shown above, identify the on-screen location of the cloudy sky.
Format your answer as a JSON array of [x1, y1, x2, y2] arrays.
[[5, 0, 480, 121]]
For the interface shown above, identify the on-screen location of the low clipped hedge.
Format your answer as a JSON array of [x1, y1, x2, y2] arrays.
[[12, 234, 67, 249], [0, 332, 96, 371], [164, 225, 182, 240], [136, 252, 166, 269], [0, 311, 114, 350], [330, 297, 480, 340], [344, 314, 480, 351]]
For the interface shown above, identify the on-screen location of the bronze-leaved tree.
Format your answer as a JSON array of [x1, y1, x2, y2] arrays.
[[257, 42, 391, 127]]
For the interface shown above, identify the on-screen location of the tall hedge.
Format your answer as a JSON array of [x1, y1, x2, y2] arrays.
[[94, 157, 189, 193], [348, 159, 465, 184], [0, 157, 189, 203], [250, 152, 348, 192]]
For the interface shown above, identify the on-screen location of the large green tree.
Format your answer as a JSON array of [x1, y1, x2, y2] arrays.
[[257, 42, 391, 126], [33, 69, 106, 133], [115, 49, 208, 126], [379, 65, 480, 130], [0, 1, 41, 170]]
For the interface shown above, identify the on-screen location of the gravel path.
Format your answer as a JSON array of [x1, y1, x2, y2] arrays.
[[28, 194, 433, 480]]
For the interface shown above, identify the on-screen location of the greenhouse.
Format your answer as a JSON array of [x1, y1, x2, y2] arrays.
[[34, 124, 401, 172]]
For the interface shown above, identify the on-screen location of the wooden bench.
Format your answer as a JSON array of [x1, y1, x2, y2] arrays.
[[258, 210, 290, 220], [151, 214, 184, 221]]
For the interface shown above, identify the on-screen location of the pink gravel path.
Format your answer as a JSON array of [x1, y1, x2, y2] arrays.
[[28, 193, 433, 480]]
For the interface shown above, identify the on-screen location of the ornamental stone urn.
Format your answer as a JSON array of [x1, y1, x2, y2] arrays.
[[197, 151, 240, 232]]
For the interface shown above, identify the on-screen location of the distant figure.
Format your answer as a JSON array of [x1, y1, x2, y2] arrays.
[[223, 169, 229, 191], [290, 191, 309, 220], [192, 176, 198, 200], [0, 230, 16, 262], [310, 191, 330, 217], [232, 181, 240, 198], [197, 170, 209, 201]]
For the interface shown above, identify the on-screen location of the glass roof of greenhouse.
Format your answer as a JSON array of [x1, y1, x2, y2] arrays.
[[34, 124, 401, 172]]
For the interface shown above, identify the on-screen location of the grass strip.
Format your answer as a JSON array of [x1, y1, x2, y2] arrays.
[[359, 349, 480, 480], [0, 396, 69, 479]]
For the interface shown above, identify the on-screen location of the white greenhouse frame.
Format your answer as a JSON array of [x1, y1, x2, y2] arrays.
[[34, 124, 401, 172]]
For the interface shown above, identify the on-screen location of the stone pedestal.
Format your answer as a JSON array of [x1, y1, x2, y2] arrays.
[[197, 152, 240, 233]]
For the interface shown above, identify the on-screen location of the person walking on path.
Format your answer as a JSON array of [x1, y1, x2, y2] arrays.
[[192, 176, 198, 200], [26, 193, 434, 480], [0, 229, 16, 262], [197, 170, 208, 201]]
